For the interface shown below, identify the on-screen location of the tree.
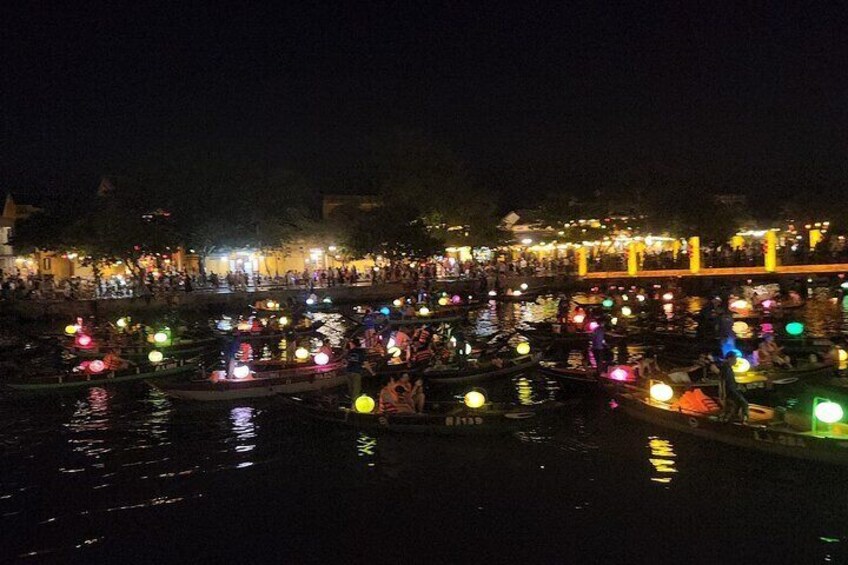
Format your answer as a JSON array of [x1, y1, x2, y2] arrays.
[[342, 205, 444, 261]]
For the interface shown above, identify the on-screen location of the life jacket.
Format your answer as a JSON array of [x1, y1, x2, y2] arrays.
[[677, 389, 721, 414], [378, 385, 399, 414], [103, 354, 123, 371]]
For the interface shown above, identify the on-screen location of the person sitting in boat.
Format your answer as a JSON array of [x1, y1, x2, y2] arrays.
[[636, 348, 661, 378], [556, 295, 570, 323], [397, 373, 424, 413], [720, 351, 749, 423], [103, 349, 131, 371], [378, 377, 413, 414], [756, 334, 791, 368], [317, 340, 333, 360]]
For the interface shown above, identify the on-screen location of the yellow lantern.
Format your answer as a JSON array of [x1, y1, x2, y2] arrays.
[[464, 391, 486, 409], [732, 321, 749, 335], [295, 347, 310, 361], [418, 306, 430, 316], [621, 306, 632, 317], [438, 297, 449, 306], [153, 331, 168, 344], [148, 350, 164, 364], [650, 382, 673, 402], [355, 394, 376, 413], [839, 348, 848, 363], [387, 346, 402, 358], [733, 358, 751, 374], [279, 316, 289, 327], [516, 342, 531, 356], [116, 317, 128, 328], [64, 324, 78, 335], [393, 299, 403, 307]]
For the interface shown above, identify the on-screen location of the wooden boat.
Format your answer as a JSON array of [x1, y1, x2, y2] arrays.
[[487, 291, 541, 303], [3, 358, 198, 392], [66, 337, 219, 360], [537, 362, 598, 387], [286, 395, 571, 435], [386, 314, 464, 327], [422, 352, 541, 385], [153, 358, 348, 401], [213, 322, 325, 342], [615, 389, 848, 466]]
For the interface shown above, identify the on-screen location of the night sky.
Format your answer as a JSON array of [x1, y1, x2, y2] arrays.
[[2, 3, 847, 204]]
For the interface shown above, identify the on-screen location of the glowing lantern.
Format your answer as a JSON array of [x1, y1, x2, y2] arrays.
[[451, 295, 461, 304], [438, 297, 449, 306], [516, 342, 531, 356], [650, 382, 674, 402], [418, 306, 430, 316], [520, 283, 528, 291], [588, 321, 599, 332], [233, 364, 250, 379], [65, 324, 78, 335], [464, 391, 486, 409], [387, 337, 396, 348], [488, 290, 497, 297], [842, 281, 848, 290], [295, 347, 310, 361], [148, 350, 164, 364], [610, 367, 630, 382], [839, 348, 848, 363], [77, 334, 92, 347], [662, 303, 674, 314], [116, 317, 128, 328], [815, 401, 844, 424], [237, 321, 252, 331], [314, 352, 330, 366], [512, 290, 522, 297], [636, 294, 646, 302], [279, 316, 289, 327], [387, 346, 402, 358], [153, 331, 168, 344], [89, 359, 106, 373], [732, 358, 751, 373], [463, 343, 472, 355], [306, 298, 315, 305], [602, 298, 614, 308], [662, 292, 674, 302], [379, 307, 391, 316], [266, 300, 276, 309], [732, 321, 749, 335], [217, 319, 233, 331], [730, 299, 750, 311], [761, 299, 774, 309], [355, 394, 376, 413], [323, 297, 332, 304], [393, 299, 403, 307], [621, 306, 632, 317], [572, 313, 586, 324], [785, 322, 805, 336]]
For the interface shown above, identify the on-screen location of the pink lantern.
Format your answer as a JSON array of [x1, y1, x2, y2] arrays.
[[588, 321, 599, 332], [77, 334, 93, 348], [451, 295, 461, 305], [89, 359, 105, 373], [609, 367, 629, 381]]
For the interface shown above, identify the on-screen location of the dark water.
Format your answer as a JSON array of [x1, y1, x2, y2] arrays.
[[3, 298, 848, 563]]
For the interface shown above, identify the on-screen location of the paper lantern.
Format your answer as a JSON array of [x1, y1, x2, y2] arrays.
[[610, 367, 630, 381], [393, 299, 403, 307], [355, 394, 375, 413], [488, 290, 497, 297], [306, 298, 315, 305], [815, 401, 844, 424], [322, 297, 332, 304], [732, 321, 749, 335], [785, 322, 805, 336], [77, 334, 92, 347], [588, 321, 599, 332], [379, 307, 391, 316], [520, 283, 528, 291], [266, 300, 276, 309], [295, 347, 310, 361], [602, 298, 614, 308], [839, 348, 848, 363], [64, 324, 78, 335], [387, 346, 402, 358], [662, 292, 674, 302], [451, 295, 461, 304], [730, 299, 750, 311], [387, 337, 396, 349], [153, 332, 168, 344], [636, 294, 646, 302], [148, 350, 164, 364], [464, 391, 486, 409], [650, 382, 674, 402], [314, 352, 330, 366], [438, 297, 449, 306], [89, 359, 105, 373], [418, 306, 430, 316], [621, 306, 632, 317], [516, 342, 531, 355], [233, 364, 250, 379], [572, 313, 585, 324], [116, 317, 128, 328], [279, 316, 289, 327], [732, 358, 751, 373]]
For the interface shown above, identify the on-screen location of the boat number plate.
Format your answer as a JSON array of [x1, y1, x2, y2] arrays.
[[753, 430, 806, 448], [445, 416, 483, 426]]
